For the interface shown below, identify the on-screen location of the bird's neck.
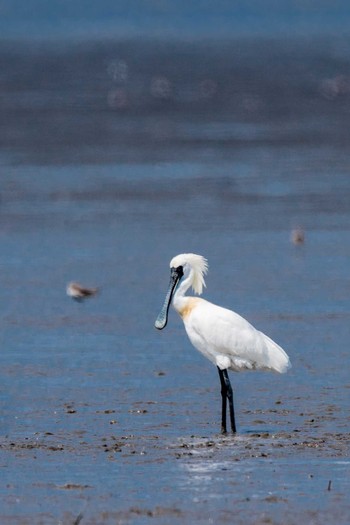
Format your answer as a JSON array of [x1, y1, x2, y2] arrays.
[[173, 291, 201, 321], [173, 275, 192, 312]]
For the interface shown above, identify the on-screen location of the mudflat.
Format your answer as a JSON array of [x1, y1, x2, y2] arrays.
[[1, 38, 349, 524]]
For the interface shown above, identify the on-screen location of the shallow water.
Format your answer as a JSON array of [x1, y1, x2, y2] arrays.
[[0, 37, 350, 524]]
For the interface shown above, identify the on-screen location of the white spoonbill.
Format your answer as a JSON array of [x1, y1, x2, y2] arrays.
[[155, 253, 291, 434]]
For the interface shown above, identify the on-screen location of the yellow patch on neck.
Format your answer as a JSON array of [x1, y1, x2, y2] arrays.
[[178, 297, 201, 320]]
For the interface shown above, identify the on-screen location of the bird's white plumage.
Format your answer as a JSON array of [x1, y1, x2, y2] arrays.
[[169, 253, 291, 374], [182, 298, 290, 372]]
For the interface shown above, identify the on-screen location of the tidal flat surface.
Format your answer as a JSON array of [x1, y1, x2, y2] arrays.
[[0, 37, 350, 524]]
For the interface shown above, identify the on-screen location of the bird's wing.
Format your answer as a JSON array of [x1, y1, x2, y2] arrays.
[[186, 299, 289, 372]]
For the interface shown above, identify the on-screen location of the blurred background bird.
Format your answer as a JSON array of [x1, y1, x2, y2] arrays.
[[66, 282, 99, 302], [291, 227, 305, 245]]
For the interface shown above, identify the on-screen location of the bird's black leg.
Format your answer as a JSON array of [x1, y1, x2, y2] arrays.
[[217, 367, 237, 434], [223, 369, 236, 433], [217, 367, 227, 433]]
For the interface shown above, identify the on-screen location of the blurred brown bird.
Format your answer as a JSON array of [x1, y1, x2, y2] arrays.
[[66, 282, 98, 301], [291, 228, 305, 245]]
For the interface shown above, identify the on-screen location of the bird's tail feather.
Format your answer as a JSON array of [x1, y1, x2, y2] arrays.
[[263, 333, 291, 373]]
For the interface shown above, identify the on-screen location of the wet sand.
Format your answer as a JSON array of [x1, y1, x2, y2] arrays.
[[1, 37, 350, 523]]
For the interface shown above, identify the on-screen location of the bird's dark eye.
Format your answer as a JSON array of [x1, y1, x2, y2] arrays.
[[176, 265, 184, 277], [170, 265, 184, 279]]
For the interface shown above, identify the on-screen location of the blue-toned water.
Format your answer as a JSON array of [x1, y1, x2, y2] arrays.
[[1, 0, 350, 39], [1, 17, 350, 525]]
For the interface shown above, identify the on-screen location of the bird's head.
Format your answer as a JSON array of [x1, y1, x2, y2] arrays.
[[170, 253, 208, 295], [155, 253, 208, 330]]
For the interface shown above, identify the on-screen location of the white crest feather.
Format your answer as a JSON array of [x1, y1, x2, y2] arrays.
[[170, 253, 208, 295]]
